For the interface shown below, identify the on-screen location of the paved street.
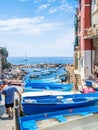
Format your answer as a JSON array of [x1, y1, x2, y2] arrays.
[[0, 86, 22, 130], [0, 96, 14, 130]]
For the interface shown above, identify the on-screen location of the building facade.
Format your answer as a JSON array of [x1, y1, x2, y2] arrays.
[[91, 0, 98, 64], [0, 48, 2, 78], [74, 0, 97, 80]]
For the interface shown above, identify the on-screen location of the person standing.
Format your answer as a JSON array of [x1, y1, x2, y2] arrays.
[[1, 82, 21, 118], [94, 63, 98, 78]]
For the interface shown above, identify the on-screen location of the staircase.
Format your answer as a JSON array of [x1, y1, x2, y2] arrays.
[[68, 70, 82, 91]]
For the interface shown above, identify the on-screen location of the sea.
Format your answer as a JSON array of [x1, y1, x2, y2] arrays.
[[7, 57, 73, 81], [7, 57, 73, 65]]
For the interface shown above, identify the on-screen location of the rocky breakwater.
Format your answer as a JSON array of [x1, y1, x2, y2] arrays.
[[2, 63, 66, 85], [2, 65, 27, 86]]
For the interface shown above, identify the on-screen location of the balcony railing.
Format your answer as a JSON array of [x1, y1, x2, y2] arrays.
[[84, 26, 98, 39]]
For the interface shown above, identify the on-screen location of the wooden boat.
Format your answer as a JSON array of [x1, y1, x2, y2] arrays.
[[19, 107, 98, 130], [85, 80, 92, 87], [82, 87, 95, 93], [40, 70, 52, 76], [22, 91, 80, 97], [30, 74, 39, 79], [93, 82, 98, 91], [85, 80, 98, 90], [24, 77, 61, 84], [24, 83, 73, 91], [21, 93, 98, 115], [85, 80, 98, 91], [32, 69, 41, 72]]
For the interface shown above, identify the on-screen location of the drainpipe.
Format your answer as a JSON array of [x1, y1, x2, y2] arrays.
[[90, 0, 93, 75], [0, 54, 2, 78], [91, 40, 93, 74]]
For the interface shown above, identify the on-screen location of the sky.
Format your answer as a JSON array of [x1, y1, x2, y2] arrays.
[[0, 0, 77, 57]]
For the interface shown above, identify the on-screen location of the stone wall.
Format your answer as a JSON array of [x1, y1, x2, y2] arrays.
[[0, 47, 11, 75]]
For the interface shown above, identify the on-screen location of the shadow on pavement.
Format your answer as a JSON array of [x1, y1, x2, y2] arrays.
[[0, 116, 13, 120], [0, 105, 5, 117]]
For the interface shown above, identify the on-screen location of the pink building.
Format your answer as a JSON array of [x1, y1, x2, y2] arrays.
[[74, 0, 96, 80]]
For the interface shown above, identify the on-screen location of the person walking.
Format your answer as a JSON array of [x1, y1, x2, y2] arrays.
[[0, 82, 21, 118]]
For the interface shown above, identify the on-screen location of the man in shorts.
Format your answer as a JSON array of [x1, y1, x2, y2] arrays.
[[1, 82, 21, 118]]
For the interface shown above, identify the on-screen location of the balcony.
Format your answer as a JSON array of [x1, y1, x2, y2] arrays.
[[84, 26, 98, 39]]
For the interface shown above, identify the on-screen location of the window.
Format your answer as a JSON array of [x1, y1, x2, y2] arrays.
[[92, 0, 97, 12], [79, 0, 81, 11], [94, 0, 96, 4]]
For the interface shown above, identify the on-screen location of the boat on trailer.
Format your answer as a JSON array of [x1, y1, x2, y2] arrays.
[[21, 92, 98, 115], [19, 106, 98, 130]]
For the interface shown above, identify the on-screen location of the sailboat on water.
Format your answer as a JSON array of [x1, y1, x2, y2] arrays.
[[24, 54, 28, 61]]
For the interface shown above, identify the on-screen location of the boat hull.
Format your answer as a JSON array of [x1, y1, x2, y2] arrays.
[[22, 96, 98, 115], [24, 83, 73, 91], [42, 114, 98, 130], [19, 107, 98, 130]]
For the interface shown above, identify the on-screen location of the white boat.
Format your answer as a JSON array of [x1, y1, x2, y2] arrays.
[[22, 90, 80, 98]]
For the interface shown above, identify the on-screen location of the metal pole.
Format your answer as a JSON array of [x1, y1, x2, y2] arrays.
[[14, 99, 20, 130]]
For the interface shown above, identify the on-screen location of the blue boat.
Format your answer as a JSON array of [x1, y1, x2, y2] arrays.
[[21, 93, 98, 115], [24, 83, 73, 91], [24, 77, 61, 83], [85, 80, 98, 91], [19, 106, 98, 130], [85, 80, 93, 87]]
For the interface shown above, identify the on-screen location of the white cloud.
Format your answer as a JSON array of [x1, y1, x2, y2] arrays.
[[0, 0, 75, 57], [19, 0, 29, 2], [49, 0, 74, 14], [34, 0, 42, 3], [49, 8, 57, 13], [0, 17, 47, 35], [44, 32, 74, 55], [6, 33, 74, 57], [38, 4, 50, 10], [0, 16, 45, 26], [48, 0, 57, 2], [0, 17, 74, 57], [0, 17, 63, 37]]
